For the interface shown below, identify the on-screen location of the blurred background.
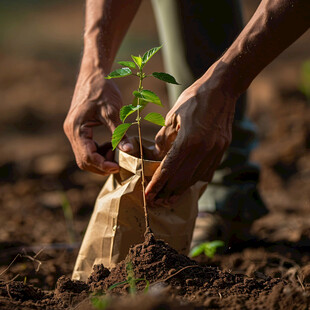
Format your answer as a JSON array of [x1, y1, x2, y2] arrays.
[[0, 0, 309, 290]]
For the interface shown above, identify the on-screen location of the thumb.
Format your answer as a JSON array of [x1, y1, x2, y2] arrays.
[[118, 135, 134, 153], [110, 120, 134, 153], [154, 125, 178, 160]]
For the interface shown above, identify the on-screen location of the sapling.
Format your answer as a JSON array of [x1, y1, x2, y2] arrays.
[[105, 46, 179, 232], [108, 262, 149, 295]]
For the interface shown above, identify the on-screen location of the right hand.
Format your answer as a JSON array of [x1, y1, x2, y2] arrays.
[[64, 61, 133, 175], [146, 61, 237, 203]]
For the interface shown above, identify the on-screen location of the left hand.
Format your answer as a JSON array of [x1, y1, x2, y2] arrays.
[[145, 62, 238, 204]]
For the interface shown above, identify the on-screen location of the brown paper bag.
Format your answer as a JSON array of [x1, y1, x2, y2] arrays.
[[72, 138, 207, 281]]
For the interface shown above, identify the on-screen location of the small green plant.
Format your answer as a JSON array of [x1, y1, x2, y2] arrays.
[[90, 293, 110, 310], [60, 192, 76, 244], [108, 262, 149, 295], [189, 240, 225, 258], [90, 262, 149, 308], [105, 46, 179, 231]]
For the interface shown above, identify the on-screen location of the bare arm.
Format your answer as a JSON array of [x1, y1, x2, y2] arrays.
[[64, 0, 141, 175], [223, 0, 310, 95], [146, 0, 310, 202]]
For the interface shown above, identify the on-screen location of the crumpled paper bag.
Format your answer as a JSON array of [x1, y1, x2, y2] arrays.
[[72, 138, 207, 281]]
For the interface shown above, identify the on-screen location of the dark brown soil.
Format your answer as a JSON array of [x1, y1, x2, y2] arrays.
[[1, 0, 310, 309], [1, 233, 309, 309]]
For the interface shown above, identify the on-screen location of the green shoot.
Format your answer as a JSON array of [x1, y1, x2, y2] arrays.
[[107, 262, 149, 295], [189, 240, 225, 258], [90, 293, 110, 310], [105, 46, 179, 232], [60, 192, 76, 244]]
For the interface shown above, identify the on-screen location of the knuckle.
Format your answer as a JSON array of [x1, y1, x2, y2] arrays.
[[63, 117, 71, 136], [76, 160, 86, 171], [155, 132, 165, 149], [77, 154, 92, 171], [184, 131, 205, 149]]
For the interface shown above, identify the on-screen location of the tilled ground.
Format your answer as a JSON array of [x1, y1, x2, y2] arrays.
[[1, 0, 310, 308], [1, 232, 309, 309]]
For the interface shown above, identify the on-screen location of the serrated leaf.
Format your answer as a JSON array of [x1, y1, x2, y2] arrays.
[[120, 104, 141, 122], [152, 72, 180, 85], [133, 89, 162, 106], [142, 46, 162, 67], [111, 123, 132, 150], [117, 61, 136, 69], [105, 67, 132, 79], [131, 55, 142, 69], [144, 112, 165, 126]]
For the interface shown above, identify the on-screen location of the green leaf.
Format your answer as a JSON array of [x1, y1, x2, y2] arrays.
[[134, 279, 150, 294], [117, 61, 136, 69], [144, 112, 165, 127], [120, 104, 141, 122], [132, 97, 148, 109], [133, 89, 162, 106], [152, 72, 180, 85], [108, 280, 128, 291], [204, 240, 225, 258], [131, 55, 142, 69], [90, 295, 110, 309], [111, 123, 132, 150], [189, 244, 206, 258], [105, 67, 132, 79], [142, 46, 162, 67]]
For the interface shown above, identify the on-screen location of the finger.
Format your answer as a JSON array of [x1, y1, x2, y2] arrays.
[[78, 139, 119, 174], [118, 136, 134, 153], [102, 103, 134, 154], [154, 119, 179, 159], [145, 135, 187, 202], [159, 151, 206, 199], [109, 120, 134, 154], [77, 126, 119, 175]]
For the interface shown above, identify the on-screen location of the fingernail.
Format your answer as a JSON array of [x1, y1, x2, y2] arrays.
[[120, 142, 133, 152]]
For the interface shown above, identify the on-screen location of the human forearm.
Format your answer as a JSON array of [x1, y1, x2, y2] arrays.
[[216, 0, 310, 96], [83, 0, 142, 73], [64, 0, 140, 175]]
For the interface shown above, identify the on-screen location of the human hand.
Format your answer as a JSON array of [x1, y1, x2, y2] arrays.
[[64, 61, 133, 175], [145, 62, 238, 203]]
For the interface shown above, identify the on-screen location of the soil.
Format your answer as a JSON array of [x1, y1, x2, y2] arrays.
[[0, 0, 310, 309], [1, 232, 309, 309]]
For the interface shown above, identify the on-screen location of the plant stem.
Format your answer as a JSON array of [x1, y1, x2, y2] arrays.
[[137, 69, 149, 230]]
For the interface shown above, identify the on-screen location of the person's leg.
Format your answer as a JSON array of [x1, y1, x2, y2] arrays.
[[151, 0, 194, 106], [151, 0, 268, 246]]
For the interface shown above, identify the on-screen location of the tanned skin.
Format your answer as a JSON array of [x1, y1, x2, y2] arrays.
[[64, 0, 310, 202]]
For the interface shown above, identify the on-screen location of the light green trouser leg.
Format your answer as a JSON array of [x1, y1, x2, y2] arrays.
[[151, 0, 214, 211], [151, 0, 194, 107]]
